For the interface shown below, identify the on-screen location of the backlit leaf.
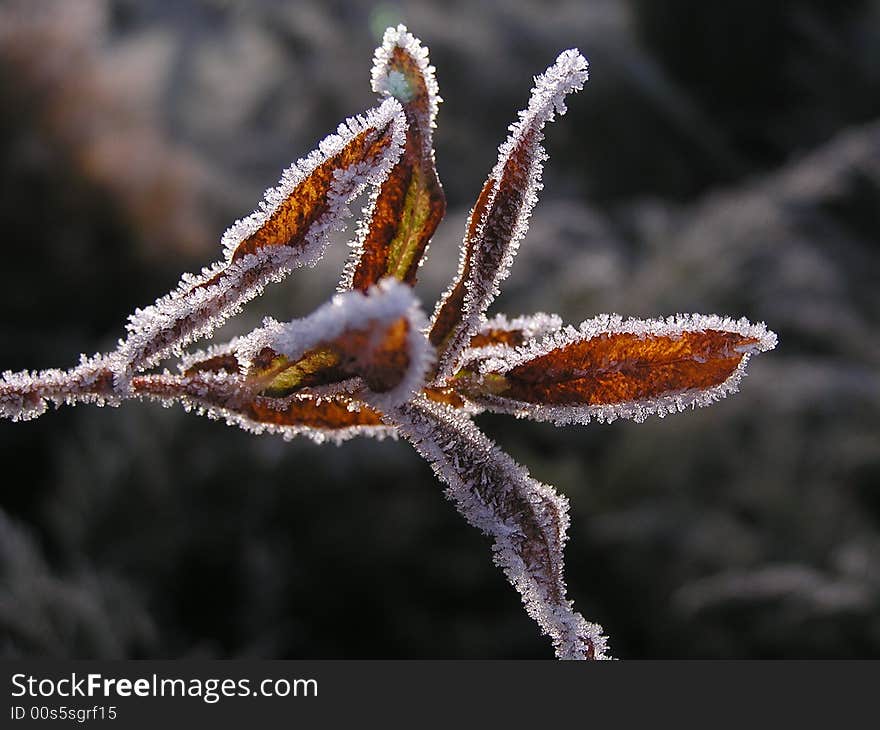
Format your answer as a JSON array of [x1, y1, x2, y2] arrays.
[[117, 99, 406, 373], [455, 314, 778, 424], [198, 278, 435, 410], [341, 25, 446, 291], [133, 372, 390, 444]]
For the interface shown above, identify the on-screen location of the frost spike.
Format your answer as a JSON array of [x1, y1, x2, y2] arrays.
[[454, 313, 778, 425], [117, 99, 406, 375], [341, 25, 446, 292], [429, 50, 588, 380], [390, 396, 610, 660]]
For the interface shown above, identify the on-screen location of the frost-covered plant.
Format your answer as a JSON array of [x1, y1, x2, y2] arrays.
[[0, 26, 776, 660]]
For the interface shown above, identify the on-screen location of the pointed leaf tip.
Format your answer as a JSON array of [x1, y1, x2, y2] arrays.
[[372, 25, 441, 125], [429, 51, 589, 379], [454, 314, 777, 425]]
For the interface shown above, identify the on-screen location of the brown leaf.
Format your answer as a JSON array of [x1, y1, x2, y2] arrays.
[[248, 317, 413, 398], [207, 120, 401, 286], [118, 100, 405, 372], [502, 330, 754, 404], [455, 315, 777, 424], [224, 279, 433, 409], [242, 395, 384, 429], [344, 28, 446, 291], [132, 373, 387, 441]]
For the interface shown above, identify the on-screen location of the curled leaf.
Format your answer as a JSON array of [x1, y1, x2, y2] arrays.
[[229, 278, 434, 410], [117, 99, 406, 374], [341, 24, 446, 291], [455, 314, 778, 424], [429, 50, 589, 379], [392, 396, 609, 660]]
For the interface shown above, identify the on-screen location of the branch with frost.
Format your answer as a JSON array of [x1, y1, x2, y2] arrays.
[[392, 397, 608, 659], [1, 24, 777, 659], [0, 99, 406, 421]]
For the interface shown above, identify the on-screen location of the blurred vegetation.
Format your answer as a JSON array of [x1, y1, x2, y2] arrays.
[[1, 0, 879, 658]]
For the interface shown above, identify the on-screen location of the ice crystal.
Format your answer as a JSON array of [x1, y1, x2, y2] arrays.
[[0, 25, 778, 660]]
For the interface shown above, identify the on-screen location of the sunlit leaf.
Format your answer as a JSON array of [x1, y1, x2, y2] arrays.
[[190, 278, 436, 410], [247, 317, 414, 399], [342, 25, 446, 291], [133, 372, 390, 444], [455, 314, 778, 424], [117, 99, 406, 373]]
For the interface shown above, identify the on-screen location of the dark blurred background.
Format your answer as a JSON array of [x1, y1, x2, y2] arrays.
[[1, 0, 879, 659]]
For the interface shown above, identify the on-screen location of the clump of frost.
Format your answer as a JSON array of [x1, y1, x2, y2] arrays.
[[238, 278, 434, 410]]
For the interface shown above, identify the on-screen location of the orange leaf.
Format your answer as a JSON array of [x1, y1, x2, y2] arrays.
[[220, 120, 397, 267], [231, 279, 432, 409], [243, 395, 384, 430], [118, 100, 405, 372], [455, 314, 777, 424], [247, 317, 413, 398]]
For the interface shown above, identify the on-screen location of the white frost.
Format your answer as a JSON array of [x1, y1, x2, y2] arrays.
[[390, 396, 610, 660], [0, 352, 125, 422], [431, 50, 589, 379], [371, 24, 441, 130]]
